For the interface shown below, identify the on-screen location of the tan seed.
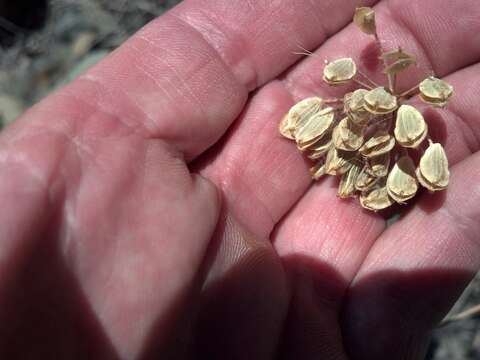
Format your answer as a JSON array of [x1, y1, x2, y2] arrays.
[[279, 113, 296, 140], [394, 104, 428, 148], [310, 162, 326, 180], [325, 147, 353, 175], [364, 87, 398, 114], [353, 7, 376, 35], [369, 153, 390, 178], [356, 167, 379, 191], [308, 136, 333, 159], [338, 163, 362, 198], [283, 97, 324, 137], [344, 89, 370, 125], [360, 185, 394, 211], [417, 141, 449, 191], [296, 107, 335, 148], [387, 156, 418, 203], [360, 131, 395, 158], [419, 77, 453, 107], [323, 58, 357, 85], [332, 117, 365, 151]]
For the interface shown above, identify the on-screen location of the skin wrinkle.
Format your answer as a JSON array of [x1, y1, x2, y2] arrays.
[[170, 8, 259, 91], [132, 34, 211, 126], [167, 11, 255, 91]]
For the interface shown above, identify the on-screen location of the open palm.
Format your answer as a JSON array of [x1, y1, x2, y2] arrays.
[[1, 0, 479, 359]]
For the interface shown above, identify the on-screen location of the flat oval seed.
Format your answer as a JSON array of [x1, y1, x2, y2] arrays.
[[323, 58, 357, 85], [360, 131, 395, 158], [325, 147, 353, 175], [308, 136, 332, 159], [417, 141, 449, 190], [338, 163, 362, 198], [369, 153, 390, 177], [345, 89, 370, 125], [310, 162, 326, 180], [279, 113, 295, 139], [360, 186, 394, 211], [364, 87, 398, 114], [383, 57, 416, 75], [353, 7, 376, 35], [285, 97, 324, 135], [419, 77, 453, 105], [394, 104, 428, 148], [356, 167, 378, 191], [296, 107, 335, 146], [387, 156, 418, 203], [332, 117, 365, 151]]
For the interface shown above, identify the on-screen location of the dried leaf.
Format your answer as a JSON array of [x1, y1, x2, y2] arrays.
[[332, 117, 365, 151], [394, 104, 428, 148], [325, 147, 354, 175], [353, 7, 376, 35], [387, 156, 418, 203], [360, 185, 394, 211], [296, 107, 335, 149], [338, 163, 362, 198], [417, 141, 449, 191], [364, 87, 398, 114], [360, 131, 395, 157], [323, 58, 357, 85], [419, 77, 454, 107]]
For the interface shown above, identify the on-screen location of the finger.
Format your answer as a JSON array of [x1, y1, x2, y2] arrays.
[[22, 0, 379, 163], [272, 0, 480, 357], [283, 0, 480, 99], [342, 63, 480, 359]]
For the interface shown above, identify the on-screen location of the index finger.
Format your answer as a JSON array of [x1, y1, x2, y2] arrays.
[[16, 0, 378, 161]]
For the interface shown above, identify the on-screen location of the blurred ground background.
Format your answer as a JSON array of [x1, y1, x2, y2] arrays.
[[0, 0, 478, 359]]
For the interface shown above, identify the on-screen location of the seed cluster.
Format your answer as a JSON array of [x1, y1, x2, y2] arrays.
[[279, 7, 452, 211]]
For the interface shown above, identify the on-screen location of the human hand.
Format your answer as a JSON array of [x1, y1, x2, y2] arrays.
[[1, 1, 479, 359]]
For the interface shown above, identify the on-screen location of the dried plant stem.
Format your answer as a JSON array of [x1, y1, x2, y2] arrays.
[[399, 84, 420, 98], [357, 69, 382, 88], [353, 78, 374, 90], [375, 34, 394, 93], [439, 304, 480, 328]]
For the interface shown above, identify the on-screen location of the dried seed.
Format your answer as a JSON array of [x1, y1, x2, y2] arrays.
[[364, 87, 398, 114], [296, 107, 335, 149], [381, 47, 415, 63], [387, 156, 418, 203], [332, 117, 365, 151], [394, 104, 428, 148], [381, 48, 416, 75], [369, 153, 390, 178], [310, 162, 326, 180], [282, 97, 324, 137], [417, 141, 449, 191], [419, 77, 454, 107], [338, 163, 362, 198], [323, 58, 357, 85], [360, 185, 394, 211], [344, 89, 370, 125], [325, 147, 353, 175], [360, 131, 395, 157], [383, 57, 416, 75], [353, 7, 376, 35], [356, 167, 379, 191], [279, 113, 296, 139], [308, 135, 333, 159]]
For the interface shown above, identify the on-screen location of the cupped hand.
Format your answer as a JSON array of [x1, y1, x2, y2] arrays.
[[1, 1, 479, 359]]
